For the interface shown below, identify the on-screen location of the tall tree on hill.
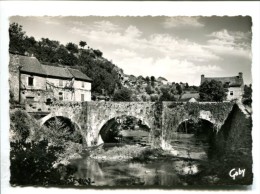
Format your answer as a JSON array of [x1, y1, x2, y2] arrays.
[[79, 41, 87, 49], [145, 76, 150, 84], [151, 76, 155, 87], [66, 42, 78, 54], [199, 80, 227, 102], [176, 83, 183, 95], [9, 22, 26, 54]]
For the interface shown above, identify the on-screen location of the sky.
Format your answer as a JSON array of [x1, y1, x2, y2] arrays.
[[10, 16, 252, 85]]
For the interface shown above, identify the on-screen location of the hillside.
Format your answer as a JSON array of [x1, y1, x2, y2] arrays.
[[9, 22, 199, 101], [9, 22, 122, 97]]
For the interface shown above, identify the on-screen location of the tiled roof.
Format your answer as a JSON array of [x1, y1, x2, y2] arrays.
[[67, 68, 92, 82], [9, 54, 92, 82], [181, 92, 200, 99], [203, 76, 243, 87], [11, 54, 46, 76], [42, 65, 73, 79]]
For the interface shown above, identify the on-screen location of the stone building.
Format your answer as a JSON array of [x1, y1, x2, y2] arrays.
[[201, 72, 244, 101], [9, 54, 92, 111]]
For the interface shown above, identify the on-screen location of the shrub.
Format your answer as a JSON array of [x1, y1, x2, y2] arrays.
[[10, 109, 40, 143], [113, 87, 132, 101]]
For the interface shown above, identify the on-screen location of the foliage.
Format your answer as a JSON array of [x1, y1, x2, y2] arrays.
[[10, 109, 41, 142], [9, 22, 27, 54], [176, 83, 183, 95], [185, 83, 189, 89], [145, 76, 150, 84], [243, 84, 252, 106], [10, 110, 84, 186], [79, 41, 87, 49], [93, 49, 103, 57], [43, 117, 83, 146], [150, 94, 159, 102], [145, 85, 154, 95], [151, 76, 155, 87], [199, 80, 227, 102], [113, 87, 132, 101], [159, 87, 176, 101], [66, 42, 79, 53]]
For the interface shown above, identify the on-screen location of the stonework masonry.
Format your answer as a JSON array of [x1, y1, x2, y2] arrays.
[[37, 101, 250, 152]]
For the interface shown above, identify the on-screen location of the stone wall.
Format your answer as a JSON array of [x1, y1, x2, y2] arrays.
[[227, 87, 243, 101], [9, 56, 20, 103], [214, 104, 252, 157]]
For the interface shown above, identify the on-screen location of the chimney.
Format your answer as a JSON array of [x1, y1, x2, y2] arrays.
[[239, 72, 243, 79], [201, 74, 205, 85]]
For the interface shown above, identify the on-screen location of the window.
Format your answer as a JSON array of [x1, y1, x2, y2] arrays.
[[59, 80, 63, 87], [82, 81, 85, 88], [26, 96, 34, 102], [230, 91, 233, 96], [81, 94, 84, 101], [28, 76, 34, 86], [46, 98, 52, 105], [59, 92, 63, 100], [64, 92, 68, 100]]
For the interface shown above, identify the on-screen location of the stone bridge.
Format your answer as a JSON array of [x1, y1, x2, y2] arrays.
[[38, 101, 238, 148]]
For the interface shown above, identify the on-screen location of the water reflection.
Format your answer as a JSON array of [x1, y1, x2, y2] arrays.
[[69, 153, 201, 186]]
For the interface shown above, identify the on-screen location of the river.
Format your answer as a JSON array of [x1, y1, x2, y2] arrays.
[[69, 151, 200, 186]]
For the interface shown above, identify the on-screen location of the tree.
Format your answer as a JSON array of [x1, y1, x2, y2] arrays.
[[145, 76, 150, 84], [93, 49, 103, 57], [151, 76, 155, 87], [66, 42, 78, 53], [113, 88, 132, 101], [185, 83, 189, 89], [159, 87, 176, 101], [9, 22, 26, 54], [243, 84, 252, 106], [199, 80, 227, 102], [176, 83, 183, 95], [79, 41, 87, 49], [145, 85, 153, 95]]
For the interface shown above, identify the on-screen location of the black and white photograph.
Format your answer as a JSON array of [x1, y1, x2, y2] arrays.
[[1, 1, 260, 193]]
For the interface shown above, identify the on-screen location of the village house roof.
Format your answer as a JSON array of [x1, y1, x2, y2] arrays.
[[42, 65, 72, 79], [157, 77, 168, 82], [67, 68, 92, 82], [14, 54, 46, 76], [10, 54, 92, 82], [181, 92, 200, 100], [201, 73, 244, 87]]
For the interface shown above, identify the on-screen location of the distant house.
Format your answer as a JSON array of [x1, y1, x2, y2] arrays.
[[9, 54, 92, 110], [200, 72, 244, 101], [174, 92, 199, 102], [157, 77, 168, 85]]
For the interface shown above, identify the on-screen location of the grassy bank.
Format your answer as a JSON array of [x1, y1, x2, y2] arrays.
[[89, 144, 172, 162]]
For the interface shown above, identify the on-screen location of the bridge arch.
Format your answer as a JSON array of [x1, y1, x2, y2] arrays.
[[40, 111, 80, 128], [175, 118, 216, 159], [40, 113, 86, 144], [96, 114, 151, 146]]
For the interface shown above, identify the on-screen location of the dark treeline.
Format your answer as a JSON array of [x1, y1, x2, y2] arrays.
[[9, 22, 122, 96]]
